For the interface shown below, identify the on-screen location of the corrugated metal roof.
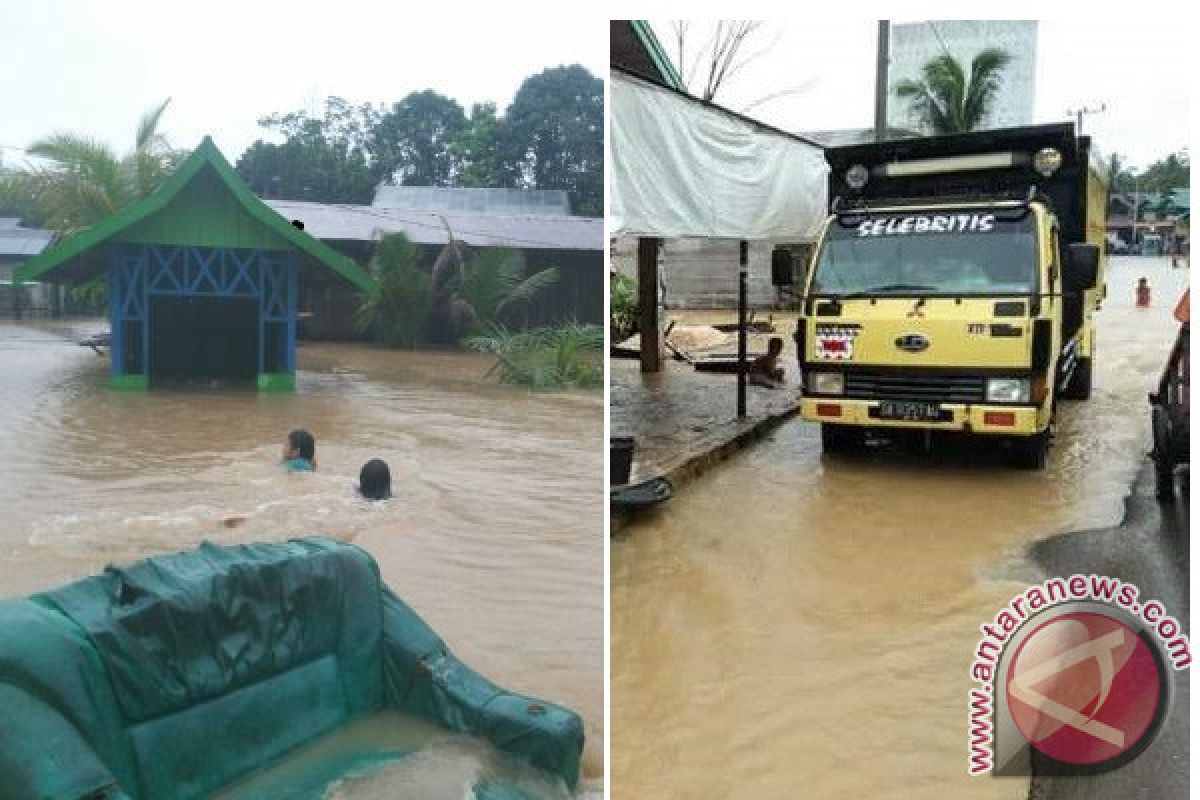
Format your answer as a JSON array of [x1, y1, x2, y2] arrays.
[[0, 220, 54, 258], [265, 200, 603, 251], [372, 186, 571, 216], [16, 138, 376, 292]]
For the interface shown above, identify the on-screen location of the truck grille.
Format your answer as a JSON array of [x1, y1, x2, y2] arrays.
[[842, 371, 987, 404]]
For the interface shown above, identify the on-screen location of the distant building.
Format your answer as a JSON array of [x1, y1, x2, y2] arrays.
[[372, 186, 571, 217], [1107, 188, 1190, 254], [264, 184, 604, 336], [887, 21, 1038, 132], [0, 217, 55, 316]]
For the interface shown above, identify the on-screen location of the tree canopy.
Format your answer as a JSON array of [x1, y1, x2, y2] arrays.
[[894, 49, 1013, 135], [0, 99, 184, 232], [234, 66, 603, 216], [1104, 150, 1189, 195], [236, 97, 382, 204], [499, 66, 604, 217]]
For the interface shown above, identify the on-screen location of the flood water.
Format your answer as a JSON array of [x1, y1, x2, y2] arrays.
[[611, 258, 1189, 799], [0, 333, 603, 797]]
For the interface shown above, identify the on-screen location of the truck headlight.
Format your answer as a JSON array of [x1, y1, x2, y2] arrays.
[[845, 164, 869, 190], [986, 378, 1031, 403], [1033, 147, 1062, 177], [809, 372, 845, 395]]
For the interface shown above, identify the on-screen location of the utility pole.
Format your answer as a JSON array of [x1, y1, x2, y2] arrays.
[[1066, 103, 1106, 134], [1133, 175, 1140, 249], [874, 20, 890, 142]]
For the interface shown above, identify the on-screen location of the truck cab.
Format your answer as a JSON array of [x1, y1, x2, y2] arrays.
[[796, 124, 1105, 468]]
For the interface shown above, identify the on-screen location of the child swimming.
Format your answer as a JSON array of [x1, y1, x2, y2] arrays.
[[282, 429, 317, 471], [357, 459, 392, 501]]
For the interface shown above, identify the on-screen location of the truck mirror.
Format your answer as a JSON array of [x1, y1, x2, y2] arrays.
[[1065, 243, 1100, 292]]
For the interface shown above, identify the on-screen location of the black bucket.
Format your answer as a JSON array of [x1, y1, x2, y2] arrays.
[[610, 437, 635, 486]]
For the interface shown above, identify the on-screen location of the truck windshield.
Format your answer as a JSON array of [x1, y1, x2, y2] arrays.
[[811, 210, 1037, 296]]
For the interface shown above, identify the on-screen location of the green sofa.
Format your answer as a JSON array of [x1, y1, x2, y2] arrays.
[[0, 538, 583, 800]]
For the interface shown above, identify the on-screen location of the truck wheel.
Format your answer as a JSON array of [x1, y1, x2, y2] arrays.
[[1152, 406, 1176, 501], [1010, 430, 1049, 470], [821, 423, 864, 454], [1062, 357, 1093, 401]]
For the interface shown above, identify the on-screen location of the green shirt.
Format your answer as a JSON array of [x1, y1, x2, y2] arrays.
[[283, 457, 314, 472]]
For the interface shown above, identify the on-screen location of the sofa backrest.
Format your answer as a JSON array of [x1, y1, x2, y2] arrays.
[[26, 538, 385, 800]]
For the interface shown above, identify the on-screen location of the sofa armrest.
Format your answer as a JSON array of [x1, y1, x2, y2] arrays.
[[378, 591, 584, 789], [0, 685, 126, 800]]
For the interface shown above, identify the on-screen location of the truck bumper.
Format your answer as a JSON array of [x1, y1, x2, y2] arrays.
[[800, 397, 1046, 436]]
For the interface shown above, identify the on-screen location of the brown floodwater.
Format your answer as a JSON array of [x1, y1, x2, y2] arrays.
[[611, 258, 1189, 799], [0, 333, 603, 798]]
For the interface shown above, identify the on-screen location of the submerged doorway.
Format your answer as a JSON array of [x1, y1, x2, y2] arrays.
[[147, 295, 258, 384]]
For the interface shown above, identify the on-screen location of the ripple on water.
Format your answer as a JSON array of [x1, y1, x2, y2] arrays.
[[0, 331, 603, 788]]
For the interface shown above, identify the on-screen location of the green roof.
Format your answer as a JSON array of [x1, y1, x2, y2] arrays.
[[629, 21, 686, 91], [15, 137, 376, 293]]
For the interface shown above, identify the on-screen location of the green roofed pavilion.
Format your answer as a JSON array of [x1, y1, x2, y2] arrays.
[[16, 137, 377, 391]]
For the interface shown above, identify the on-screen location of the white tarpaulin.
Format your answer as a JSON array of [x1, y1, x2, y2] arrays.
[[609, 71, 829, 242]]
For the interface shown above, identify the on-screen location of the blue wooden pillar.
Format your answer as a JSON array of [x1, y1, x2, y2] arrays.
[[109, 245, 148, 391], [255, 252, 297, 392], [108, 253, 124, 379], [286, 254, 298, 374]]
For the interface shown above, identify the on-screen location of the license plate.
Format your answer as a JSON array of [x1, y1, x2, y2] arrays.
[[876, 400, 943, 421]]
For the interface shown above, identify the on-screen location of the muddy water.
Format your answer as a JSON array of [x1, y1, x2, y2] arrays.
[[611, 258, 1189, 799], [0, 333, 603, 796]]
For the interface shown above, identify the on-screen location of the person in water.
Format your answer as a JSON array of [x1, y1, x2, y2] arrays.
[[357, 459, 392, 501], [748, 337, 786, 388], [282, 429, 317, 471]]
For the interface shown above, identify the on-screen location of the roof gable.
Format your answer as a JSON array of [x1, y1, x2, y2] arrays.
[[16, 137, 376, 292], [610, 20, 685, 91]]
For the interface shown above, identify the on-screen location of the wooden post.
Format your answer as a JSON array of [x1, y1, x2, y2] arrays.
[[737, 240, 748, 418], [637, 237, 661, 373]]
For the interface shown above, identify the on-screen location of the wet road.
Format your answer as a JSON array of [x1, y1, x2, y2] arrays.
[[611, 258, 1189, 799], [1027, 463, 1189, 800], [0, 329, 604, 797]]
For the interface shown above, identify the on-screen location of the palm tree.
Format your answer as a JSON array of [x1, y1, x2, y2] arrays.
[[356, 236, 561, 348], [427, 240, 560, 342], [894, 49, 1012, 134], [466, 322, 604, 389], [354, 232, 432, 347], [0, 98, 182, 233], [1105, 153, 1135, 193]]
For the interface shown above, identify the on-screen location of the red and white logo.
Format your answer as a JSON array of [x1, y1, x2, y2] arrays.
[[1006, 611, 1164, 766], [815, 333, 855, 360]]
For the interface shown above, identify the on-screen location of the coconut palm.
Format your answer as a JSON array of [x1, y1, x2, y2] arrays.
[[354, 232, 432, 347], [426, 240, 560, 342], [466, 322, 604, 389], [0, 98, 182, 233], [356, 236, 561, 348], [894, 49, 1012, 135]]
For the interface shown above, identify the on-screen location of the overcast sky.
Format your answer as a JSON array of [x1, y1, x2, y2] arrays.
[[0, 3, 606, 164], [650, 19, 1191, 171], [0, 11, 1188, 175]]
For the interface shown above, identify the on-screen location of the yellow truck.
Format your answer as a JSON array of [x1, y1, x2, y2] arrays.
[[795, 123, 1107, 468]]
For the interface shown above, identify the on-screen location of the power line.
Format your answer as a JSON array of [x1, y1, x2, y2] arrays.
[[926, 21, 953, 61]]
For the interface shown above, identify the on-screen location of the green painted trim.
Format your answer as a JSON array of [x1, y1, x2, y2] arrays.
[[630, 20, 686, 91], [256, 373, 296, 392], [15, 138, 377, 294], [110, 374, 149, 391]]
